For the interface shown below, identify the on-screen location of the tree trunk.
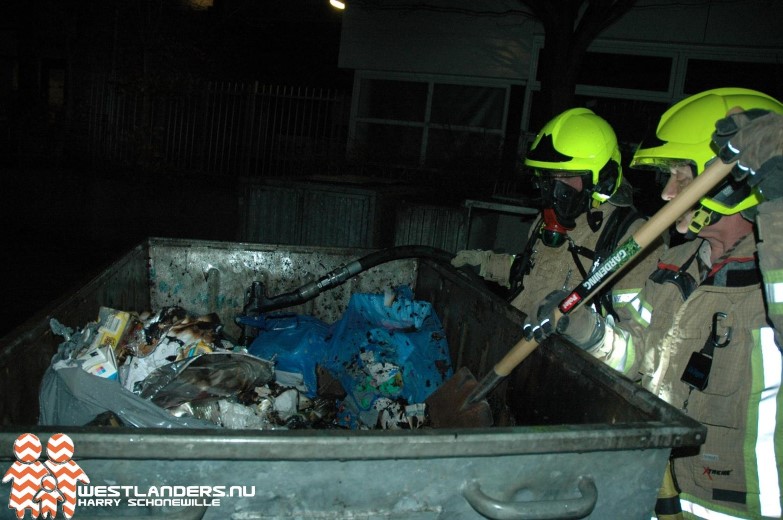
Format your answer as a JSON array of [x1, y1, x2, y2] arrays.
[[523, 0, 638, 122], [536, 24, 580, 122]]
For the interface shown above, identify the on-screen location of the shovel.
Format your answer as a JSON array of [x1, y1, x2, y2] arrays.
[[426, 157, 736, 428]]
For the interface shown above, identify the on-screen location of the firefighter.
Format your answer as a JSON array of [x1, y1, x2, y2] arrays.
[[526, 88, 783, 520], [452, 107, 664, 321]]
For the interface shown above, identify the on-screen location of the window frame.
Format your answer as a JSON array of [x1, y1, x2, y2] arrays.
[[348, 70, 520, 169], [525, 36, 782, 127]]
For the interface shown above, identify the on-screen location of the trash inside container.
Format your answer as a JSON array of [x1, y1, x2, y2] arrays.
[[0, 237, 706, 520]]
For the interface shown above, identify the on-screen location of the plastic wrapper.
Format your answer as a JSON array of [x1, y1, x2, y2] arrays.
[[39, 319, 215, 428], [137, 351, 275, 409], [39, 364, 217, 428], [120, 307, 231, 392], [171, 399, 276, 430], [169, 388, 338, 430]]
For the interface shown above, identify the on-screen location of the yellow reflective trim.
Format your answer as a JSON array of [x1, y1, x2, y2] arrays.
[[767, 282, 783, 304], [612, 290, 639, 304], [762, 269, 783, 284], [628, 296, 651, 328], [680, 497, 746, 519], [639, 305, 652, 326], [756, 327, 782, 518]]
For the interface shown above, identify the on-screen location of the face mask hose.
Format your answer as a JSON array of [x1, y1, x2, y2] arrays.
[[541, 208, 572, 247]]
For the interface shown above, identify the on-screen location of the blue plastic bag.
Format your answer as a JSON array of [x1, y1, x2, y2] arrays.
[[243, 314, 331, 397], [323, 286, 453, 428], [240, 286, 453, 428]]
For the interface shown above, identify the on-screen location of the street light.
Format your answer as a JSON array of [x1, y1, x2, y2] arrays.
[[329, 0, 346, 9]]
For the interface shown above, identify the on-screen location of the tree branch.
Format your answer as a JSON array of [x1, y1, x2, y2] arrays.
[[517, 0, 556, 25], [574, 0, 638, 55]]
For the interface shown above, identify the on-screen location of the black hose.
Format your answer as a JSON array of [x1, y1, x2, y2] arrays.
[[246, 245, 457, 314]]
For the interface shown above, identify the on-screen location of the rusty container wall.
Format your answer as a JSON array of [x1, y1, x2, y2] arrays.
[[0, 238, 706, 520], [146, 239, 419, 339]]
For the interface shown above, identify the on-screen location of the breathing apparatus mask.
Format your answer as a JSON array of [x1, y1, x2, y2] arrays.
[[536, 170, 593, 247], [524, 108, 623, 249]]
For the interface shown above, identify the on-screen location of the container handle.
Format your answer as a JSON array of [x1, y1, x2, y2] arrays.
[[462, 476, 597, 520]]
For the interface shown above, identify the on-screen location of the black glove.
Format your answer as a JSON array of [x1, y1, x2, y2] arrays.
[[712, 109, 783, 201], [522, 290, 605, 351]]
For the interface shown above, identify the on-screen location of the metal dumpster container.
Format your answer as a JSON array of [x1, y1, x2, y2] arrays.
[[0, 237, 705, 520]]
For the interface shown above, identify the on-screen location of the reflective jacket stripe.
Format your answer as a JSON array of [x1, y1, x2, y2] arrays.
[[627, 295, 652, 327], [764, 275, 783, 316], [680, 498, 744, 519], [751, 327, 782, 518], [612, 289, 639, 306], [597, 317, 631, 372], [677, 329, 781, 520], [767, 281, 783, 304]]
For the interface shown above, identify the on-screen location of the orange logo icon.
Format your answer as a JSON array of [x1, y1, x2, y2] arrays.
[[3, 434, 89, 519]]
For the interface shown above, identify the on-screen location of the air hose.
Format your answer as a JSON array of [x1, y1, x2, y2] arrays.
[[242, 245, 457, 315]]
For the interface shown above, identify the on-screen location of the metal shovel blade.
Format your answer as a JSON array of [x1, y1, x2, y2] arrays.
[[425, 366, 493, 428]]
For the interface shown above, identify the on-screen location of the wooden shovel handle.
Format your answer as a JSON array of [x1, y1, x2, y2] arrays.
[[493, 158, 736, 378], [494, 308, 563, 376]]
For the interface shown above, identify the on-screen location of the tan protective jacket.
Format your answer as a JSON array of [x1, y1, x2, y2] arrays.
[[600, 203, 783, 519], [509, 203, 664, 319]]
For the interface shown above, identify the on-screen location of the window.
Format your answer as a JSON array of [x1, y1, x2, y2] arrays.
[[350, 75, 511, 172], [357, 78, 427, 121], [685, 59, 783, 100], [430, 84, 505, 129], [577, 52, 672, 92]]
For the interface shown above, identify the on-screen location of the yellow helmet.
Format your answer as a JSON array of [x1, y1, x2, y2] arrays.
[[631, 87, 783, 219], [525, 107, 622, 207]]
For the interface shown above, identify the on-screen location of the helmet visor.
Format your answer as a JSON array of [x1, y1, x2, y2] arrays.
[[630, 156, 693, 173], [534, 168, 592, 178]]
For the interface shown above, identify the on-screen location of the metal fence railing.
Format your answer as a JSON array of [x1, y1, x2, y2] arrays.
[[85, 77, 350, 178]]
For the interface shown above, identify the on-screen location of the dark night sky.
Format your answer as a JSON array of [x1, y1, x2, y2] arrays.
[[0, 1, 352, 337], [1, 0, 349, 87]]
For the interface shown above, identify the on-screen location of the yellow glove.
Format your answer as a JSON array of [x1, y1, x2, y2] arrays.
[[451, 250, 514, 288]]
